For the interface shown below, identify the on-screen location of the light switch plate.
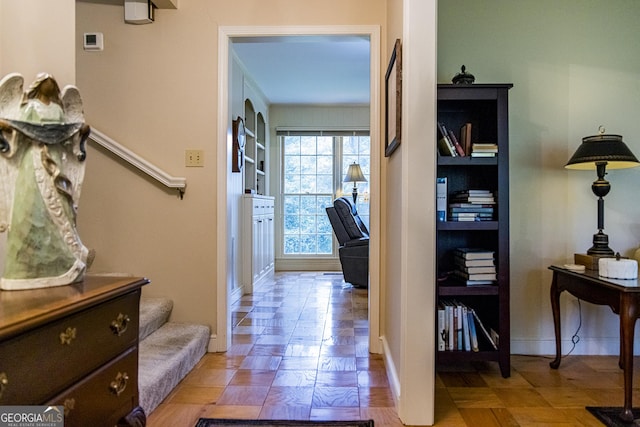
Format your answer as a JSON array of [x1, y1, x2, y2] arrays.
[[185, 149, 204, 167]]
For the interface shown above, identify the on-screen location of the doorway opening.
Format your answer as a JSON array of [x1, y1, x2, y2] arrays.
[[216, 26, 381, 355]]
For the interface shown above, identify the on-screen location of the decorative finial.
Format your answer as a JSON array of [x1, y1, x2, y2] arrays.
[[598, 125, 606, 135], [452, 65, 475, 84]]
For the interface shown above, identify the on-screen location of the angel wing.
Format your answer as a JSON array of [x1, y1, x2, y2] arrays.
[[61, 86, 88, 203], [0, 73, 24, 120], [0, 73, 25, 232], [61, 85, 85, 124]]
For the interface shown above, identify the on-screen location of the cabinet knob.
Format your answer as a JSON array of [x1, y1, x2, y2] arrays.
[[0, 372, 8, 399], [109, 372, 129, 397], [63, 398, 76, 416], [110, 313, 131, 336], [59, 327, 77, 345]]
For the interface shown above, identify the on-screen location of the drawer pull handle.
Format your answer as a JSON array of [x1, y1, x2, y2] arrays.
[[109, 372, 129, 397], [0, 372, 7, 399], [110, 313, 131, 336], [59, 327, 77, 345], [63, 398, 75, 416]]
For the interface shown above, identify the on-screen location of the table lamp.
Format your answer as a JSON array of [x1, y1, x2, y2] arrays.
[[344, 162, 367, 205], [565, 130, 639, 256]]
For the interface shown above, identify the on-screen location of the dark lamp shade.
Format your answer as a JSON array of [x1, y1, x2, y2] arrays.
[[565, 134, 640, 170], [344, 163, 367, 183]]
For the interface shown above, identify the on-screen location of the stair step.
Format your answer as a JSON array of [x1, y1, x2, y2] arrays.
[[138, 321, 210, 415], [139, 297, 173, 341]]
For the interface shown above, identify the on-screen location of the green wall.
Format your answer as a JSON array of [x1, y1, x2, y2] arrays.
[[438, 0, 640, 354]]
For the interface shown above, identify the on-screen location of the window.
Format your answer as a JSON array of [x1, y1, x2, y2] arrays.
[[281, 133, 370, 256]]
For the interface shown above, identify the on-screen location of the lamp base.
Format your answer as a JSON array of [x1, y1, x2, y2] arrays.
[[587, 230, 615, 257]]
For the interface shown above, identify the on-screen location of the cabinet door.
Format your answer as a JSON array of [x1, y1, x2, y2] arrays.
[[252, 217, 262, 282]]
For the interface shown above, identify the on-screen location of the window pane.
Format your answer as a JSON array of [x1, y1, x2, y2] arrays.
[[317, 234, 333, 254], [284, 175, 300, 193], [317, 137, 333, 154], [285, 156, 301, 174], [300, 215, 316, 234], [316, 174, 333, 194], [300, 196, 316, 214], [284, 236, 300, 254], [300, 136, 317, 155], [300, 156, 317, 174], [284, 136, 301, 155], [317, 155, 333, 174]]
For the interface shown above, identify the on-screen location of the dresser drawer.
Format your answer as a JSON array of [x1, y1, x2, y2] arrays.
[[0, 290, 140, 404], [48, 347, 139, 427]]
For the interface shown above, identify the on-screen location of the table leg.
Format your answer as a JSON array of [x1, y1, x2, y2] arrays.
[[619, 295, 638, 422], [549, 272, 562, 369]]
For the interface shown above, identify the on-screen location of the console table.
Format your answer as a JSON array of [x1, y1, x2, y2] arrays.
[[549, 265, 640, 422], [0, 274, 149, 427]]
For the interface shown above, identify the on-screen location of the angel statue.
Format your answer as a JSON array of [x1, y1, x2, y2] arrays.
[[0, 72, 91, 290]]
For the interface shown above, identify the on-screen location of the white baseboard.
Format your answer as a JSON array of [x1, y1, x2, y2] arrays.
[[511, 337, 623, 356], [380, 336, 401, 408], [275, 258, 341, 271]]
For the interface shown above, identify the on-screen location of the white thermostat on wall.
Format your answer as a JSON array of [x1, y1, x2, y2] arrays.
[[83, 32, 104, 51]]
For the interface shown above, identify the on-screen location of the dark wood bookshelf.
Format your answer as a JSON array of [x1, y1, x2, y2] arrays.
[[436, 83, 512, 378]]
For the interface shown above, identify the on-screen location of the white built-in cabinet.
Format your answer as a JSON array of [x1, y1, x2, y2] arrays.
[[242, 195, 275, 292], [242, 95, 274, 292]]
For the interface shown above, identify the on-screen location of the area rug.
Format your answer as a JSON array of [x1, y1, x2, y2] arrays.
[[195, 420, 374, 427], [586, 407, 640, 426]]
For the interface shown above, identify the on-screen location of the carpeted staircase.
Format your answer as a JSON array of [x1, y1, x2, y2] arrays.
[[138, 297, 210, 415]]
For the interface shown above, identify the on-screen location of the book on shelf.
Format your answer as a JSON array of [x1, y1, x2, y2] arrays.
[[437, 136, 456, 157], [453, 270, 497, 282], [454, 256, 495, 267], [449, 212, 493, 222], [470, 151, 497, 158], [467, 309, 479, 352], [436, 177, 447, 221], [471, 309, 498, 350], [473, 143, 498, 150], [458, 189, 493, 195], [460, 122, 472, 156], [449, 203, 495, 209], [461, 305, 471, 351], [451, 190, 495, 204], [437, 303, 446, 351], [447, 129, 466, 157], [454, 247, 495, 260], [460, 265, 496, 274], [437, 122, 457, 157]]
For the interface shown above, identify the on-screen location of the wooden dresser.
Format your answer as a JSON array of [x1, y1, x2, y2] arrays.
[[0, 275, 149, 427]]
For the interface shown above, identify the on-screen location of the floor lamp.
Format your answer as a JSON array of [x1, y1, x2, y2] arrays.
[[344, 162, 367, 206], [565, 131, 639, 256]]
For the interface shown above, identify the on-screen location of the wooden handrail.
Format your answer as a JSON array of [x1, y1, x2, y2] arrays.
[[88, 128, 186, 199]]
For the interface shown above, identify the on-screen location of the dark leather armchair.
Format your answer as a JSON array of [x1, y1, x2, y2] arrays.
[[326, 197, 369, 288]]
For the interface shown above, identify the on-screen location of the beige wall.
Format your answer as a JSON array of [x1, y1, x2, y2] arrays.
[[74, 0, 386, 346], [0, 0, 76, 276], [439, 0, 640, 355], [0, 0, 75, 83]]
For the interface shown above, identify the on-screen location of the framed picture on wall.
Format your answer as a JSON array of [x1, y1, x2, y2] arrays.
[[385, 38, 402, 157]]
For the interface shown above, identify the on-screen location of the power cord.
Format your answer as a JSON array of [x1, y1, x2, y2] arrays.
[[563, 298, 582, 358]]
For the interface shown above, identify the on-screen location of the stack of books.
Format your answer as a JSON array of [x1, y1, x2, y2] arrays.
[[448, 190, 495, 221], [452, 248, 497, 285], [471, 143, 498, 157], [437, 300, 498, 352]]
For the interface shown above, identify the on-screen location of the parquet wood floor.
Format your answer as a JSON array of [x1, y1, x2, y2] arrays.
[[147, 272, 638, 426]]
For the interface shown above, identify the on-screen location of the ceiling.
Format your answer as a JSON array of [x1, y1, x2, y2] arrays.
[[231, 35, 371, 105]]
